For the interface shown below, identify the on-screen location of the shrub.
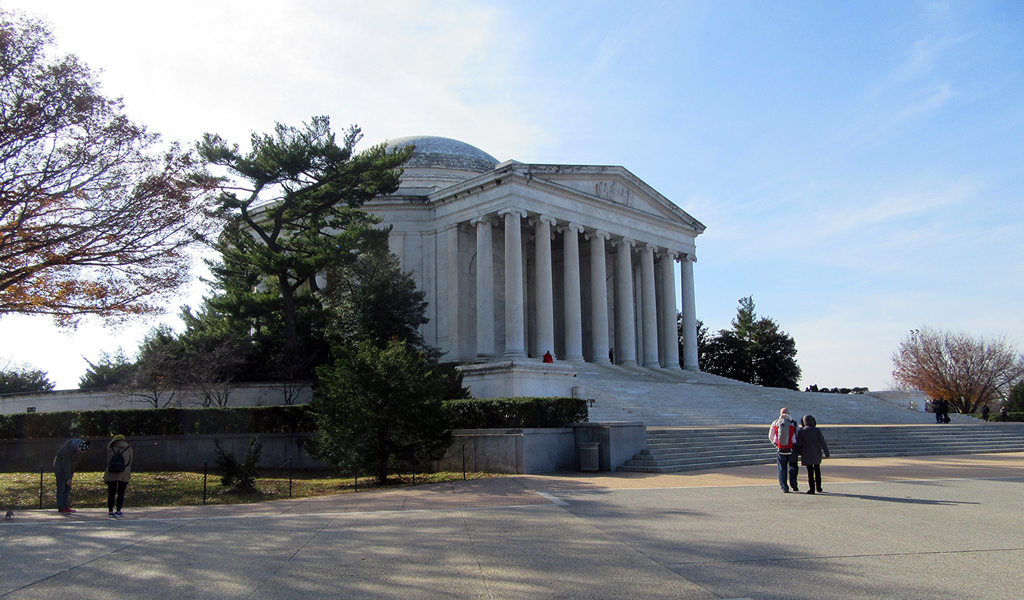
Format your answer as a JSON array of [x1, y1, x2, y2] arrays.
[[214, 435, 262, 491], [443, 397, 588, 429]]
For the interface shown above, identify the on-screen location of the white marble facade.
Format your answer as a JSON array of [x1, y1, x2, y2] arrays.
[[365, 136, 704, 393]]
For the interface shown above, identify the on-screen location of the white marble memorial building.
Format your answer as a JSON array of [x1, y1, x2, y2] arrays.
[[365, 136, 705, 398]]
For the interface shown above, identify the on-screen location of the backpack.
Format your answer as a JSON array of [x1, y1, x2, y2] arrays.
[[773, 417, 795, 452], [107, 448, 127, 473]]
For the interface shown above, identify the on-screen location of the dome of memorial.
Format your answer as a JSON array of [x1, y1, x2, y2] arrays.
[[387, 136, 499, 175]]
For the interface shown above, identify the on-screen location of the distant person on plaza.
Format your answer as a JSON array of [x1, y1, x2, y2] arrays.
[[542, 350, 554, 363], [933, 400, 942, 424], [1001, 406, 1009, 422], [941, 399, 951, 423], [981, 405, 990, 422], [53, 438, 89, 513], [769, 408, 799, 493], [796, 414, 830, 494], [104, 435, 134, 518]]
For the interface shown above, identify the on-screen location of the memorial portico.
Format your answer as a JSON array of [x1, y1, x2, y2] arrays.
[[366, 136, 705, 397]]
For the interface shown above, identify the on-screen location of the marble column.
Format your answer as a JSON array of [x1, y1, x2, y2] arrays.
[[613, 237, 637, 366], [561, 223, 584, 362], [680, 253, 699, 371], [501, 208, 527, 358], [472, 216, 495, 360], [659, 251, 680, 369], [444, 224, 461, 360], [640, 244, 660, 367], [586, 230, 611, 364], [532, 216, 556, 359]]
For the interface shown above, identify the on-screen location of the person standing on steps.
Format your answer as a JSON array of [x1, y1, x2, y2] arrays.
[[796, 414, 830, 494], [769, 408, 799, 493], [104, 435, 133, 518], [53, 438, 89, 513]]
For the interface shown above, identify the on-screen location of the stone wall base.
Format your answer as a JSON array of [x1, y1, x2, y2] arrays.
[[1, 423, 647, 475], [458, 360, 582, 399]]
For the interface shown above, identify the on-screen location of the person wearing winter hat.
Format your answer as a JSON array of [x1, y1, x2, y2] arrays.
[[796, 414, 830, 494], [104, 434, 134, 518], [53, 438, 90, 513]]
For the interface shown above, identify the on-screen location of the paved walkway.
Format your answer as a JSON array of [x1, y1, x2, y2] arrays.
[[2, 453, 1023, 599]]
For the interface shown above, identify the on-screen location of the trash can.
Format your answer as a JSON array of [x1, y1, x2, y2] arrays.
[[579, 442, 600, 472]]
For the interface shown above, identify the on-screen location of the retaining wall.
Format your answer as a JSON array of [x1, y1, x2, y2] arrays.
[[0, 423, 647, 475]]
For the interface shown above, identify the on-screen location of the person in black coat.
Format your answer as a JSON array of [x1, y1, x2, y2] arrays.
[[797, 414, 829, 494]]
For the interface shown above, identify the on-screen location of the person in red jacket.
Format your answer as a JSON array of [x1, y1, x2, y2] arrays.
[[768, 408, 799, 493]]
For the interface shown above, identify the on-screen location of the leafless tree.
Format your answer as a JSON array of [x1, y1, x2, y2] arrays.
[[892, 327, 1024, 414], [179, 341, 245, 408]]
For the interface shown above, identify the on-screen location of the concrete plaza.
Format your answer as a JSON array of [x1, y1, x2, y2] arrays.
[[2, 453, 1022, 599]]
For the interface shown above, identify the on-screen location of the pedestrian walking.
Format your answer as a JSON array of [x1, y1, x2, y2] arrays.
[[1001, 406, 1009, 422], [796, 415, 830, 494], [53, 438, 89, 513], [769, 408, 799, 493], [981, 405, 990, 422], [104, 435, 133, 518]]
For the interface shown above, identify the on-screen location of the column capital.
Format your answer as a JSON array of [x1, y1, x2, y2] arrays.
[[612, 237, 635, 249], [660, 249, 679, 261], [497, 207, 527, 219], [585, 229, 611, 241], [643, 243, 659, 254], [559, 222, 585, 234], [681, 252, 697, 263], [529, 214, 557, 228], [470, 215, 494, 227]]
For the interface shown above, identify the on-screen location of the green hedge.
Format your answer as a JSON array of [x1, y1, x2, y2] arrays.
[[0, 397, 589, 439], [443, 397, 588, 429], [0, 406, 317, 439]]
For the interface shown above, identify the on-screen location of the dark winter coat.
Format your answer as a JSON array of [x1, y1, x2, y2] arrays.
[[53, 438, 86, 474], [797, 415, 830, 466]]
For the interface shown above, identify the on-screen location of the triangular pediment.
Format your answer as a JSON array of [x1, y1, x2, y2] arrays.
[[511, 164, 705, 233]]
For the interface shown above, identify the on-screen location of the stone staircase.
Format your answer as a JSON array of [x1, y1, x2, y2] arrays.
[[576, 363, 964, 426], [619, 423, 1024, 473], [569, 363, 1024, 472]]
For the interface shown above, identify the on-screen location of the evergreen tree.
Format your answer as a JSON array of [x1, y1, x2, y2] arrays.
[[0, 363, 55, 394], [196, 117, 413, 366], [698, 297, 801, 390], [79, 349, 135, 390], [322, 249, 429, 352], [310, 340, 461, 484]]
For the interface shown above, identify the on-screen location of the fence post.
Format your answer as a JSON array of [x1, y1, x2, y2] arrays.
[[203, 461, 208, 506], [39, 464, 44, 509], [288, 457, 293, 499], [462, 445, 466, 481]]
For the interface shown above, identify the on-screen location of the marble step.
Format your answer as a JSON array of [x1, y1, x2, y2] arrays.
[[619, 424, 1024, 473]]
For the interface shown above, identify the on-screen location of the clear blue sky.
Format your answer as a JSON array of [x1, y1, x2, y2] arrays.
[[2, 0, 1022, 391]]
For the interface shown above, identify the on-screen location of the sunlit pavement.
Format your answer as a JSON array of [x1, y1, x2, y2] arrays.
[[2, 453, 1022, 599]]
